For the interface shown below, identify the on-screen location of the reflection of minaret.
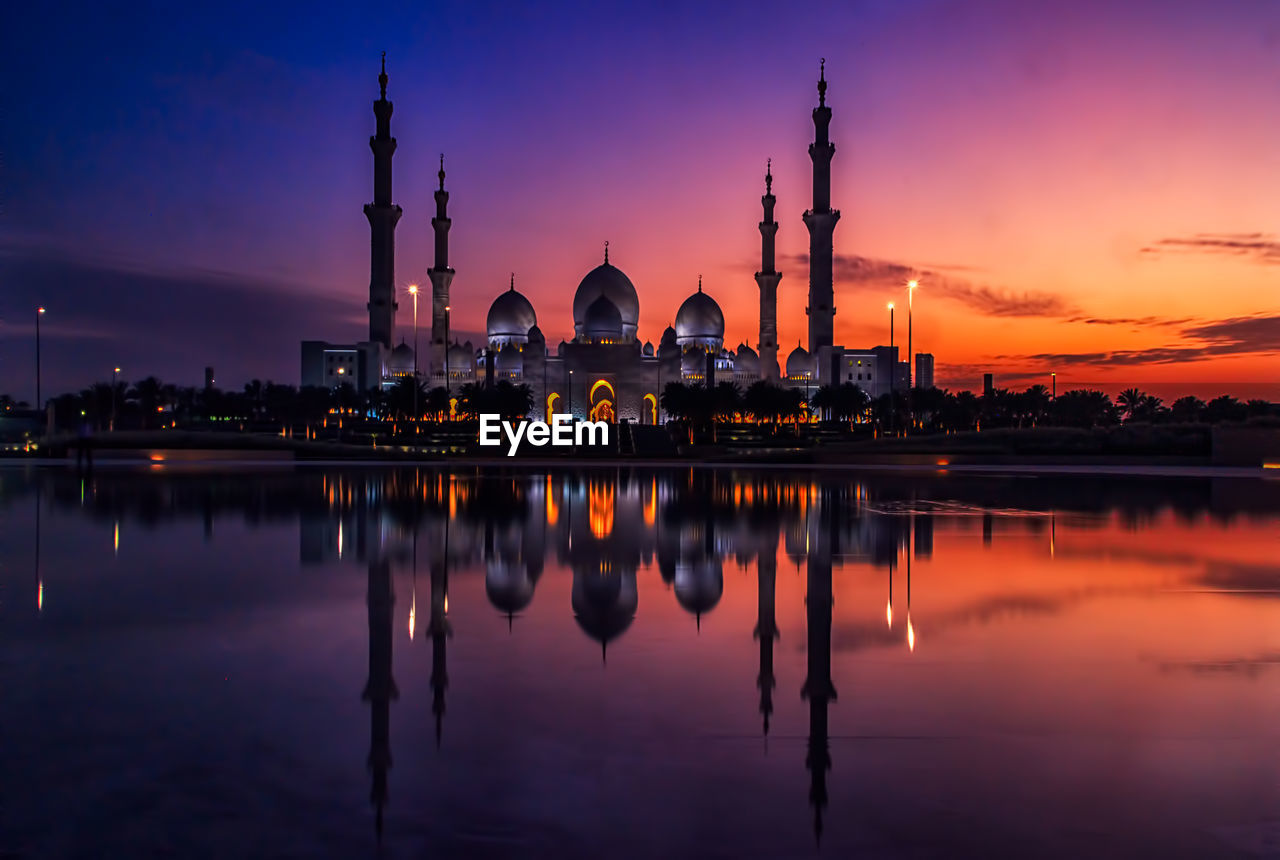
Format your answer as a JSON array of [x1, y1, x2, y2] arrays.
[[35, 482, 43, 614], [801, 491, 837, 844], [428, 156, 455, 375], [427, 521, 452, 747], [753, 532, 779, 736], [755, 160, 782, 382], [361, 554, 397, 841], [364, 53, 402, 349], [802, 59, 840, 356]]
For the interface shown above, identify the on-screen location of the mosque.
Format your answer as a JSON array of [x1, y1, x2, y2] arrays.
[[302, 57, 918, 419]]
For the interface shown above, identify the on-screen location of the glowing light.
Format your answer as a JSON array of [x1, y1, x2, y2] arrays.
[[37, 580, 43, 611], [409, 591, 416, 640], [337, 520, 344, 559], [589, 482, 615, 538], [886, 599, 893, 629], [113, 521, 119, 555], [407, 284, 418, 295], [907, 615, 916, 652]]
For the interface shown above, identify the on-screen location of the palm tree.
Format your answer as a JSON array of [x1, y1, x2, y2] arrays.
[[1117, 388, 1146, 422], [1171, 396, 1206, 423]]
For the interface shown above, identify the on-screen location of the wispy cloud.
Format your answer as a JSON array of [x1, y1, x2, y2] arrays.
[[1140, 232, 1280, 265], [996, 314, 1280, 367]]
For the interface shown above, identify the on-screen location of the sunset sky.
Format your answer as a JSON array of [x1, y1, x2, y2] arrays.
[[2, 0, 1277, 399]]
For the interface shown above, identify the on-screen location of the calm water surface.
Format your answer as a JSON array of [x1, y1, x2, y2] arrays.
[[1, 465, 1278, 858]]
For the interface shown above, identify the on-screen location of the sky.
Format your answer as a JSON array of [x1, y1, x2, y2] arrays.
[[2, 0, 1278, 400]]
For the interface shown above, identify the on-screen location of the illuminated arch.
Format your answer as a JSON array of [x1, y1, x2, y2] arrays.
[[546, 392, 560, 422], [589, 379, 616, 405], [643, 393, 657, 425]]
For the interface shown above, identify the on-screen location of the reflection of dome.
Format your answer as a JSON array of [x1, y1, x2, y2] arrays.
[[572, 570, 638, 654], [674, 561, 723, 625], [485, 561, 536, 617], [583, 295, 624, 341], [388, 340, 415, 374], [487, 284, 537, 343], [573, 260, 639, 340], [674, 282, 724, 346], [735, 343, 759, 375], [786, 344, 813, 378]]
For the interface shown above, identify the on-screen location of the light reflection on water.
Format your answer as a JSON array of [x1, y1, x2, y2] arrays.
[[1, 465, 1278, 859]]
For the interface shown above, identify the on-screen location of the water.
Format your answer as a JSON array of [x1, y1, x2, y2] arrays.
[[1, 464, 1278, 859]]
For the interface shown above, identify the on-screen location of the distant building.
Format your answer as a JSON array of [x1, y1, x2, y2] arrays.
[[915, 353, 935, 390], [204, 366, 216, 390], [301, 341, 384, 391], [983, 373, 994, 397]]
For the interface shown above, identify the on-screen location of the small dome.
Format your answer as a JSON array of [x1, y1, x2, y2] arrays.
[[485, 561, 536, 616], [388, 340, 415, 373], [674, 282, 724, 346], [446, 342, 472, 369], [486, 285, 537, 343], [674, 561, 723, 622], [527, 324, 545, 343], [642, 340, 654, 357], [661, 325, 677, 344], [583, 295, 623, 341], [736, 343, 760, 375], [573, 258, 640, 340], [786, 344, 813, 378]]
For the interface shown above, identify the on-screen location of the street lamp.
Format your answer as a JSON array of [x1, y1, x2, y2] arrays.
[[888, 302, 895, 436], [111, 367, 120, 431], [35, 307, 45, 412], [1051, 371, 1057, 399], [408, 284, 419, 424]]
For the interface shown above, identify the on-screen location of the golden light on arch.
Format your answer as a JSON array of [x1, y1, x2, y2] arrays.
[[643, 392, 658, 424], [589, 379, 616, 404], [546, 392, 560, 422]]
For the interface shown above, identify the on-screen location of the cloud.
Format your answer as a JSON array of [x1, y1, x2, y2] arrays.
[[1140, 233, 1280, 265], [784, 252, 1079, 318], [0, 243, 363, 395]]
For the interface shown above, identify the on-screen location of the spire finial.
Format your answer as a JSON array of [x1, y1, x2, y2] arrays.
[[818, 57, 827, 107], [379, 52, 388, 99], [765, 158, 773, 193], [437, 154, 445, 190], [604, 240, 609, 264], [509, 272, 515, 291], [698, 274, 702, 292]]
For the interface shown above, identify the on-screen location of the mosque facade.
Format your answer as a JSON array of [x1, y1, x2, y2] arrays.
[[302, 58, 918, 418]]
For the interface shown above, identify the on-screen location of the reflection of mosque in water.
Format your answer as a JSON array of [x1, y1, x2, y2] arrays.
[[302, 469, 923, 843]]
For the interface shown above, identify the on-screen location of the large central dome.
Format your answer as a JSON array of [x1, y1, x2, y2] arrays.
[[573, 253, 639, 341]]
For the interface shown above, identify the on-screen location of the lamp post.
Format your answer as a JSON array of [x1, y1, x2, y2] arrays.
[[408, 284, 419, 425], [111, 367, 120, 431], [568, 369, 574, 418], [35, 307, 45, 412], [1051, 372, 1057, 399]]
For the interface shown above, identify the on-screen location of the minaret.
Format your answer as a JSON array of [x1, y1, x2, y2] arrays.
[[361, 555, 397, 842], [428, 155, 455, 376], [754, 529, 779, 736], [801, 488, 837, 845], [364, 53, 402, 350], [802, 59, 840, 357], [755, 160, 782, 382]]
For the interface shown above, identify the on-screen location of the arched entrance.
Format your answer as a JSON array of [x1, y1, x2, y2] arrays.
[[589, 379, 616, 423], [546, 392, 560, 422], [643, 393, 658, 425]]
